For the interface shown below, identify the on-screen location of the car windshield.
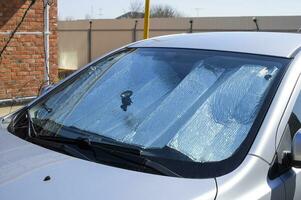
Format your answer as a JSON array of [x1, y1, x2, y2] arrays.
[[28, 48, 287, 163]]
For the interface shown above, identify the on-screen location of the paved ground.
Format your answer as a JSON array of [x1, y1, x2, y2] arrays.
[[0, 106, 24, 117]]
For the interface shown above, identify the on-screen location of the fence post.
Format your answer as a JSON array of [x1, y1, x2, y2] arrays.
[[133, 20, 138, 42], [189, 19, 194, 33], [88, 20, 92, 63], [252, 17, 259, 31]]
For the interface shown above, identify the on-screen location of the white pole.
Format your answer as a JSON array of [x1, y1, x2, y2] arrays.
[[44, 0, 50, 85]]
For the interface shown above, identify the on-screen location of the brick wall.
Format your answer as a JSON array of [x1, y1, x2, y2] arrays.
[[0, 0, 58, 100]]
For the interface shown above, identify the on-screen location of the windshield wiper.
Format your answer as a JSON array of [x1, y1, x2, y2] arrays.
[[90, 140, 181, 177], [32, 135, 181, 177], [26, 117, 181, 177], [30, 136, 94, 161]]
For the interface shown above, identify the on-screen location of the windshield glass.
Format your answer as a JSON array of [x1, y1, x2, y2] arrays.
[[28, 48, 287, 163]]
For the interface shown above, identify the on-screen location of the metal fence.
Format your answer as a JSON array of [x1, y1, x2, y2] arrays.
[[58, 16, 301, 70]]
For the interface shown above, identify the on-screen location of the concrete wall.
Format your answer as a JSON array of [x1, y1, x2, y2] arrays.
[[58, 16, 301, 70], [0, 0, 58, 101]]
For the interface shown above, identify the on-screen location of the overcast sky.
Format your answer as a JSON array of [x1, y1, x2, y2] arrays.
[[58, 0, 301, 20]]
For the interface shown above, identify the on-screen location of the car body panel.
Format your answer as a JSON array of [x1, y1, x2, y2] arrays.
[[0, 128, 69, 186], [248, 52, 301, 164], [270, 53, 301, 200], [0, 128, 217, 200], [130, 32, 301, 58], [216, 155, 285, 200]]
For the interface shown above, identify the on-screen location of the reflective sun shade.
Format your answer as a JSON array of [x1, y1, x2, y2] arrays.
[[29, 48, 286, 162]]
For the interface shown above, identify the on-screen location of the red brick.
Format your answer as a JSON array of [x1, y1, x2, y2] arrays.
[[0, 0, 58, 99]]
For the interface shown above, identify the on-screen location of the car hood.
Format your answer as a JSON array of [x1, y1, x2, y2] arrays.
[[0, 128, 217, 200]]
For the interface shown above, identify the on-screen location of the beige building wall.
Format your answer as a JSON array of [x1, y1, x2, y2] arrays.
[[58, 16, 301, 70]]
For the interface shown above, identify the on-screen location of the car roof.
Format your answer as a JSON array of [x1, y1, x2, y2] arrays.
[[130, 32, 301, 58]]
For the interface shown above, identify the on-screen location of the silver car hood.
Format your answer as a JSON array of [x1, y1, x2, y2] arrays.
[[0, 128, 216, 200]]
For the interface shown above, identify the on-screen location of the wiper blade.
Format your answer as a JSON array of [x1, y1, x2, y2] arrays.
[[33, 135, 181, 177], [27, 120, 181, 177], [90, 141, 181, 177], [31, 136, 94, 161]]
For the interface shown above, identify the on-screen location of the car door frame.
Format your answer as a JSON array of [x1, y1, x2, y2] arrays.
[[272, 74, 301, 200]]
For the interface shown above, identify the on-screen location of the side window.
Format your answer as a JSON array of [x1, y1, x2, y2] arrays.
[[288, 94, 301, 137], [269, 91, 301, 179]]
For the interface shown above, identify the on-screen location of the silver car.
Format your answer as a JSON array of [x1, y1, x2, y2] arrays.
[[1, 32, 301, 200]]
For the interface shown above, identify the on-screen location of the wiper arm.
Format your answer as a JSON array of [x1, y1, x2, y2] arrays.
[[26, 120, 181, 177], [32, 135, 181, 177], [140, 157, 181, 177], [89, 140, 181, 177], [30, 136, 94, 161]]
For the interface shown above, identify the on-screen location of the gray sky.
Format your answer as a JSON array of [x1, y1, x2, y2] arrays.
[[58, 0, 301, 20]]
